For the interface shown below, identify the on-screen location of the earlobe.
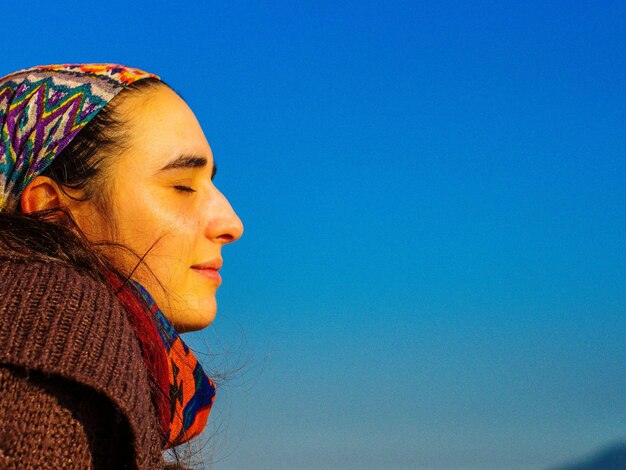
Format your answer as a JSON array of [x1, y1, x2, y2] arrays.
[[21, 176, 64, 214]]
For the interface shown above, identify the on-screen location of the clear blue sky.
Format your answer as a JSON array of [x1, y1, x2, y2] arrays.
[[5, 2, 625, 469]]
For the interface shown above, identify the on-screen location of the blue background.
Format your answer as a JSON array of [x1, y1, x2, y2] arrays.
[[4, 1, 625, 469]]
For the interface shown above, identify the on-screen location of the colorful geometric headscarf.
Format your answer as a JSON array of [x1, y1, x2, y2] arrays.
[[0, 64, 158, 211]]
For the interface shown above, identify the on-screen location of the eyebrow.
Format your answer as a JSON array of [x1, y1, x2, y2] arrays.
[[158, 154, 217, 178]]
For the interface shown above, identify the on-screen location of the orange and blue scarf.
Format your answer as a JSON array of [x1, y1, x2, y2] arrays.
[[131, 280, 216, 448]]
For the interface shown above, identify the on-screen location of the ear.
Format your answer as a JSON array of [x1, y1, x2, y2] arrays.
[[20, 176, 65, 214]]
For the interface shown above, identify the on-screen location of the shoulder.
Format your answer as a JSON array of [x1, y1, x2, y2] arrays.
[[0, 244, 137, 388], [0, 246, 163, 469]]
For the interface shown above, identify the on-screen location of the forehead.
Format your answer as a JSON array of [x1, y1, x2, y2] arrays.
[[115, 85, 213, 170]]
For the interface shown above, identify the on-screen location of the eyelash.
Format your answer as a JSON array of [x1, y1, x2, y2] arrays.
[[174, 185, 196, 193]]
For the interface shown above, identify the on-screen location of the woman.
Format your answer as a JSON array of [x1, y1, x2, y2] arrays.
[[0, 64, 243, 469]]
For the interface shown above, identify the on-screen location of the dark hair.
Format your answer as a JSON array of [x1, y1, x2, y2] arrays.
[[0, 77, 196, 468]]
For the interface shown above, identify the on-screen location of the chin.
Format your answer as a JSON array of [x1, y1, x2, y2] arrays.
[[173, 299, 217, 333]]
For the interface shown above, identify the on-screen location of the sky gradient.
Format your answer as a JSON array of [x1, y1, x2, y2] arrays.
[[4, 1, 625, 469]]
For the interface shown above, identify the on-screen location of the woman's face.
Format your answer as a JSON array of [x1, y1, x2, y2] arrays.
[[78, 84, 243, 332]]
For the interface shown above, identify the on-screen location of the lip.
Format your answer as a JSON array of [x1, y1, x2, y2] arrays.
[[191, 259, 223, 285]]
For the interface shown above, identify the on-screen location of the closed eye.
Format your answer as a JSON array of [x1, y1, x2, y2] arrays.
[[174, 185, 196, 193]]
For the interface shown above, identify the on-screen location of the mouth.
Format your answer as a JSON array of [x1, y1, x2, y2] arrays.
[[190, 259, 223, 285]]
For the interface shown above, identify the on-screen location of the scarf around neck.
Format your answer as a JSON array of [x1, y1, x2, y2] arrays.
[[130, 280, 216, 448]]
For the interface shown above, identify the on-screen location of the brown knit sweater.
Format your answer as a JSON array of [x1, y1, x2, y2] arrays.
[[0, 244, 164, 469]]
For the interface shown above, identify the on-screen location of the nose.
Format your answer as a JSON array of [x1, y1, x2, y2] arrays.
[[205, 187, 244, 244]]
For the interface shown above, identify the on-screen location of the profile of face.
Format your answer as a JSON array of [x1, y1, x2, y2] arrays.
[[70, 85, 243, 332]]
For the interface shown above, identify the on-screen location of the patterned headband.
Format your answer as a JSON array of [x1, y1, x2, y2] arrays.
[[0, 64, 159, 211]]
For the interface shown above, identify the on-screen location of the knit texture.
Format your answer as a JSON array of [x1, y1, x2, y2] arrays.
[[0, 244, 164, 469], [0, 366, 134, 469]]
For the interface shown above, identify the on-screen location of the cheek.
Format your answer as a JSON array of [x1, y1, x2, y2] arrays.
[[111, 188, 197, 250], [69, 199, 116, 243], [103, 181, 206, 286], [114, 207, 200, 281]]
